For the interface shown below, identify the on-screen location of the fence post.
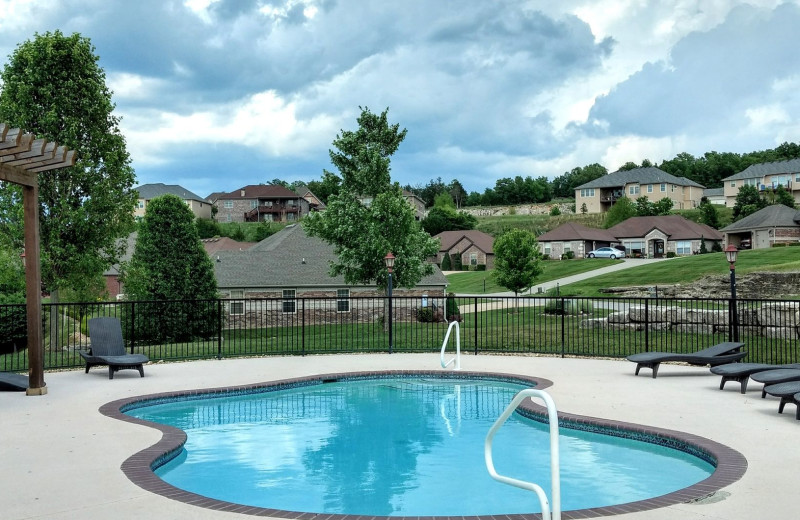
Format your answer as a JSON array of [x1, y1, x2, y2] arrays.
[[560, 297, 566, 357], [474, 297, 479, 355], [217, 299, 223, 360], [130, 301, 136, 352], [644, 298, 650, 352], [301, 298, 306, 356]]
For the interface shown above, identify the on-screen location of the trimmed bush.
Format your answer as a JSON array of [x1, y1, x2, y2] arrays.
[[666, 251, 676, 258], [441, 253, 452, 270], [445, 292, 460, 321], [476, 264, 486, 271]]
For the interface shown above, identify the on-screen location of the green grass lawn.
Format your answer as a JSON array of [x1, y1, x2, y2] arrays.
[[445, 258, 621, 294], [556, 247, 800, 296]]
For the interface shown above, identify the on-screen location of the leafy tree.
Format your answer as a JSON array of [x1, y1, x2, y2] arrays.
[[774, 185, 796, 209], [580, 203, 588, 214], [604, 196, 637, 228], [196, 218, 222, 239], [634, 196, 655, 216], [617, 161, 640, 171], [0, 31, 136, 317], [122, 195, 218, 343], [305, 171, 341, 205], [433, 192, 456, 209], [492, 229, 543, 297], [732, 184, 767, 220], [699, 201, 721, 229], [551, 163, 607, 199], [304, 107, 439, 293], [652, 197, 674, 215], [420, 206, 477, 236], [448, 179, 467, 208]]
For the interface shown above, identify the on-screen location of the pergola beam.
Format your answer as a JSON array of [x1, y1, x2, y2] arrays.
[[0, 122, 77, 396]]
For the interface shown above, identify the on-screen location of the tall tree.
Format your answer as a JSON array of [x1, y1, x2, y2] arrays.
[[699, 201, 721, 229], [604, 196, 637, 228], [774, 185, 796, 209], [448, 179, 467, 208], [304, 107, 439, 293], [492, 229, 542, 297], [0, 31, 136, 303], [732, 184, 768, 220], [122, 195, 218, 343]]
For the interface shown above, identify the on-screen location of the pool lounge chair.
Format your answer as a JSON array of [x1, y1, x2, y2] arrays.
[[750, 369, 800, 398], [762, 381, 800, 420], [710, 363, 800, 394], [0, 372, 28, 392], [79, 317, 149, 379], [627, 341, 746, 379]]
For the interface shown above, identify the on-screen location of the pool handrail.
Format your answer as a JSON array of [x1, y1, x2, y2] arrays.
[[485, 388, 561, 520], [440, 320, 461, 370]]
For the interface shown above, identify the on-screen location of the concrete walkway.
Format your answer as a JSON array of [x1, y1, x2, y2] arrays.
[[449, 258, 671, 297], [0, 353, 795, 520]]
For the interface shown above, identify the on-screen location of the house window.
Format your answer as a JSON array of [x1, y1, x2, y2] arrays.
[[660, 183, 666, 192], [730, 181, 736, 188], [226, 214, 232, 222], [337, 289, 350, 312], [795, 174, 800, 183], [282, 289, 296, 313], [230, 290, 244, 315], [580, 188, 595, 197], [137, 200, 145, 209], [250, 200, 258, 209], [224, 200, 233, 209], [544, 244, 551, 256], [676, 241, 692, 255], [647, 184, 653, 193], [470, 253, 478, 266], [629, 185, 640, 195], [564, 243, 571, 253]]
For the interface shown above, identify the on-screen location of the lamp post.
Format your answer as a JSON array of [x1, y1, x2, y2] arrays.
[[384, 252, 395, 354], [725, 245, 739, 342]]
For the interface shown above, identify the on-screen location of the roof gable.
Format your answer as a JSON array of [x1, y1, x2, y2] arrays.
[[722, 158, 800, 181], [135, 183, 205, 202], [537, 222, 617, 242], [433, 230, 494, 253], [576, 167, 704, 190], [721, 204, 800, 232], [608, 215, 723, 241]]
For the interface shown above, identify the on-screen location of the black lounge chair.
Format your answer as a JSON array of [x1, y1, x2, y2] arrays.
[[79, 317, 149, 379], [0, 372, 28, 392], [710, 363, 800, 394], [627, 341, 746, 378], [750, 369, 800, 398], [762, 382, 800, 420]]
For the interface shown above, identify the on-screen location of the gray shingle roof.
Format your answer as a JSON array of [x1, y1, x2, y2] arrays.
[[537, 222, 617, 242], [704, 188, 724, 198], [134, 183, 205, 202], [214, 224, 447, 289], [607, 215, 723, 241], [721, 204, 800, 232], [722, 158, 800, 181], [576, 167, 705, 190]]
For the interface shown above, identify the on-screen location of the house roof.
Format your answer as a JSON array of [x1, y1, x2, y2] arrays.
[[722, 158, 800, 181], [434, 230, 494, 254], [215, 224, 448, 289], [134, 183, 206, 202], [201, 237, 256, 254], [537, 222, 617, 243], [721, 204, 800, 232], [608, 215, 723, 241], [205, 191, 225, 203], [704, 188, 724, 198], [216, 184, 301, 200], [295, 185, 326, 209], [576, 167, 705, 190]]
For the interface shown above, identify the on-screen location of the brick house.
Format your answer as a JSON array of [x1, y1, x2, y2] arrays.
[[214, 185, 310, 223], [537, 222, 619, 259], [721, 204, 800, 249], [433, 230, 494, 269]]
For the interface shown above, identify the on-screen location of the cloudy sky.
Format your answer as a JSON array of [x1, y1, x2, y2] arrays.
[[1, 0, 798, 198]]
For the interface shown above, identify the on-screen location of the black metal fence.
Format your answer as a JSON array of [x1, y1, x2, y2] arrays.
[[2, 295, 799, 372]]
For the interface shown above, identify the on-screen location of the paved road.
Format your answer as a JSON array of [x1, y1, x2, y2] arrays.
[[448, 257, 671, 298]]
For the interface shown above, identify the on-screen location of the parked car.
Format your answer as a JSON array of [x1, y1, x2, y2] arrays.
[[739, 239, 751, 250], [587, 247, 626, 259]]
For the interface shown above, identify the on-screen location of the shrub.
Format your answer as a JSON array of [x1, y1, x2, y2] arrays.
[[416, 307, 435, 322], [445, 293, 461, 321], [476, 264, 486, 271], [441, 252, 452, 270], [712, 241, 723, 252], [508, 206, 517, 215], [772, 242, 788, 247], [550, 206, 561, 216], [541, 254, 550, 261], [666, 251, 676, 258], [0, 293, 27, 354], [543, 297, 593, 315], [561, 251, 575, 260], [452, 251, 463, 270]]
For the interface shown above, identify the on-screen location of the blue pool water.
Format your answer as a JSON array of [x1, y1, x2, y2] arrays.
[[127, 377, 714, 516]]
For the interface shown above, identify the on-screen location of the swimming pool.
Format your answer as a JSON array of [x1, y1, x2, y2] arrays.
[[106, 371, 747, 518]]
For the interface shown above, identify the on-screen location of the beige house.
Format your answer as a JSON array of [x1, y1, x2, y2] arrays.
[[575, 167, 705, 214], [134, 183, 212, 221], [721, 158, 800, 206]]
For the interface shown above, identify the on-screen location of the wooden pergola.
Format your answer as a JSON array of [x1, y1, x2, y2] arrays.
[[0, 123, 76, 395]]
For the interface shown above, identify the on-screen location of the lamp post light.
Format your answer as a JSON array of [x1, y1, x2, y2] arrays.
[[384, 252, 395, 354], [725, 245, 739, 342]]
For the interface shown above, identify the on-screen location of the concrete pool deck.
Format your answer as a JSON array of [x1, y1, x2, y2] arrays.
[[1, 353, 793, 519]]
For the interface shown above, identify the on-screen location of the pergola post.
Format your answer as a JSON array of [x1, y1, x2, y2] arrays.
[[1, 123, 76, 396]]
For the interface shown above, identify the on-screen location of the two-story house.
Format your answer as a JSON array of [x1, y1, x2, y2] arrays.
[[213, 185, 310, 223], [134, 183, 212, 221], [721, 158, 800, 206], [575, 167, 705, 213]]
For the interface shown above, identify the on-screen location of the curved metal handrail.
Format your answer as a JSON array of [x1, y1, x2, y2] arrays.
[[484, 389, 561, 520], [440, 320, 461, 370]]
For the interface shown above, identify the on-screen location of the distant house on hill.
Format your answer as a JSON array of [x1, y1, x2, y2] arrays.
[[575, 167, 705, 214], [721, 158, 800, 206], [721, 205, 800, 249], [295, 185, 326, 211], [213, 185, 309, 223], [134, 183, 212, 220], [433, 230, 495, 269]]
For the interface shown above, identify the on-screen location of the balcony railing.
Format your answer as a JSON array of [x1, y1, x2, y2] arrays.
[[244, 203, 300, 222]]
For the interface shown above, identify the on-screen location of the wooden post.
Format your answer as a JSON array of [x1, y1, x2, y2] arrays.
[[23, 182, 47, 395]]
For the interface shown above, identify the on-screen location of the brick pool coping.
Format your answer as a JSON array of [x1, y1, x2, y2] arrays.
[[99, 370, 747, 520]]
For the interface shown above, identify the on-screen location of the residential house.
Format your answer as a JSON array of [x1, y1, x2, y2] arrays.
[[357, 190, 427, 220], [703, 187, 726, 205], [575, 167, 705, 214], [607, 215, 723, 257], [295, 185, 327, 211], [214, 223, 448, 310], [721, 158, 800, 206], [433, 230, 495, 269], [537, 223, 618, 259], [134, 183, 212, 220], [103, 232, 137, 300], [721, 205, 800, 249], [214, 185, 310, 223]]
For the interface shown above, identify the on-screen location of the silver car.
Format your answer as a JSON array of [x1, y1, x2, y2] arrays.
[[586, 247, 626, 259]]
